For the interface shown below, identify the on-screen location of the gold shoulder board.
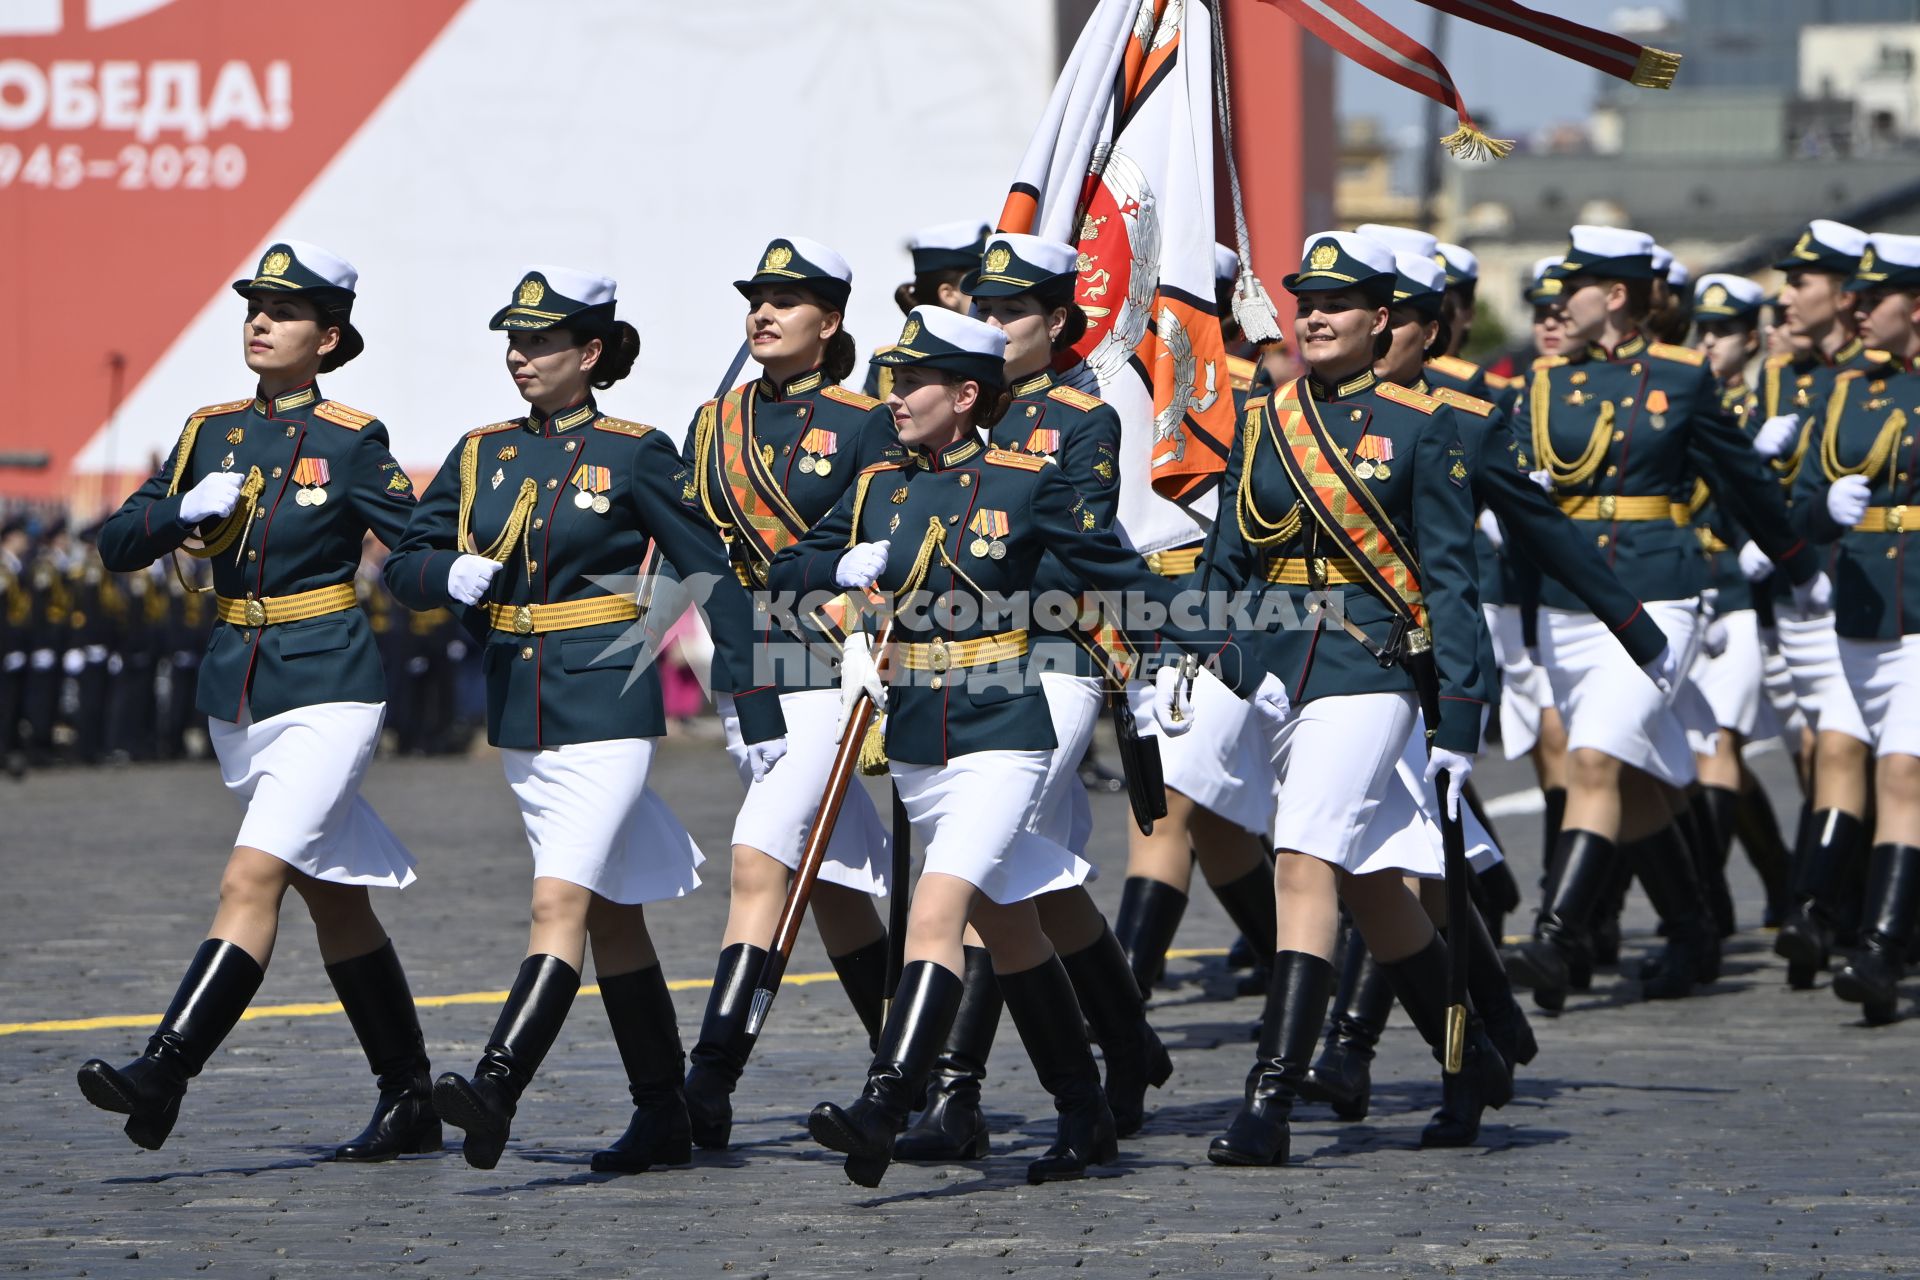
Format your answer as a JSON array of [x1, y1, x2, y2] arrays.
[[1432, 387, 1496, 418], [193, 398, 251, 418], [593, 417, 654, 439], [314, 401, 375, 430], [986, 447, 1050, 472], [1427, 354, 1479, 379], [1047, 385, 1104, 411], [1376, 382, 1442, 415], [1647, 342, 1707, 367], [467, 419, 522, 437], [821, 384, 883, 411]]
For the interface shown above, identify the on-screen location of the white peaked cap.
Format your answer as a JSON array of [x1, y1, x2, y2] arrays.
[[1356, 224, 1440, 259], [1437, 243, 1479, 280], [281, 239, 358, 291], [1811, 219, 1870, 257], [1394, 252, 1447, 294], [916, 304, 1007, 358], [784, 235, 852, 284], [523, 265, 615, 306], [1694, 273, 1764, 307], [1865, 232, 1920, 270], [1304, 231, 1396, 276], [909, 220, 989, 252], [1569, 225, 1656, 258]]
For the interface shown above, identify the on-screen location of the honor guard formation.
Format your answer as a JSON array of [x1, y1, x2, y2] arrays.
[[45, 211, 1920, 1190]]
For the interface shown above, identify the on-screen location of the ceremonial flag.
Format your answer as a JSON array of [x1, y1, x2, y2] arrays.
[[998, 0, 1236, 556]]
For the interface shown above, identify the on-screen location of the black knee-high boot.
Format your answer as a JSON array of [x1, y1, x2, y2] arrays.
[[1733, 783, 1793, 927], [1114, 877, 1187, 998], [1692, 787, 1740, 938], [1379, 935, 1514, 1147], [591, 965, 692, 1174], [1504, 830, 1615, 1011], [1298, 927, 1392, 1121], [1059, 926, 1172, 1138], [1207, 951, 1334, 1167], [1000, 956, 1120, 1184], [829, 938, 889, 1052], [326, 940, 441, 1161], [1775, 809, 1867, 988], [78, 938, 264, 1150], [1206, 859, 1277, 996], [682, 943, 764, 1150], [1539, 786, 1568, 890], [1833, 843, 1920, 1025], [808, 960, 964, 1187], [1475, 860, 1524, 947], [431, 954, 578, 1170], [1456, 901, 1538, 1071], [895, 946, 999, 1161], [1629, 825, 1720, 999]]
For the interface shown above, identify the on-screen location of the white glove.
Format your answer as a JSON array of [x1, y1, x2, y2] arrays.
[[447, 554, 504, 606], [1639, 645, 1677, 695], [836, 631, 887, 742], [1475, 508, 1505, 551], [1702, 616, 1729, 659], [1152, 662, 1196, 736], [1751, 413, 1800, 460], [746, 736, 787, 781], [1826, 474, 1871, 529], [1736, 541, 1774, 582], [178, 470, 246, 525], [61, 648, 85, 676], [1527, 469, 1553, 493], [835, 541, 890, 590], [1251, 671, 1291, 731], [1793, 570, 1833, 617], [1423, 747, 1475, 821]]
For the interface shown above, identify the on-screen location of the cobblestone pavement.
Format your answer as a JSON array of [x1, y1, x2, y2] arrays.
[[1, 739, 1914, 1278]]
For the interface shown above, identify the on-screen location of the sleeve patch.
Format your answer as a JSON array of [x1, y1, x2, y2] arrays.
[[314, 400, 376, 430], [1048, 385, 1104, 411], [1375, 382, 1441, 415], [1647, 342, 1707, 367], [1431, 387, 1496, 418], [820, 384, 883, 411], [593, 417, 655, 438]]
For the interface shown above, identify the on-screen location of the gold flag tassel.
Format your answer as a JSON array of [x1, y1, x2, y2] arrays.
[[1630, 45, 1682, 90], [1439, 121, 1516, 162]]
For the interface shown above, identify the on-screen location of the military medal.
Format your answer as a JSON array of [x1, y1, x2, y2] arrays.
[[572, 464, 612, 514], [292, 456, 330, 507], [1646, 388, 1669, 430], [1026, 428, 1061, 457], [498, 444, 518, 461], [225, 426, 245, 445], [491, 467, 505, 490], [890, 486, 909, 504], [968, 508, 1009, 559], [889, 513, 901, 533], [220, 452, 235, 471], [1353, 433, 1392, 481], [797, 427, 837, 477]]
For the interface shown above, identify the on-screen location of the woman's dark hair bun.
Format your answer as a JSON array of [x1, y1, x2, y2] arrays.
[[823, 328, 858, 384], [976, 384, 1014, 429], [587, 320, 640, 389], [318, 345, 354, 374]]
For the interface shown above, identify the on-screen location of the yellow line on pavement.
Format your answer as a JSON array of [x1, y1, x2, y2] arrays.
[[0, 947, 1230, 1037]]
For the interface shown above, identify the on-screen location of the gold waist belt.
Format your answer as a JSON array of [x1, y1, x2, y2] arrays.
[[899, 630, 1029, 672], [1144, 546, 1202, 577], [1555, 495, 1690, 524], [215, 583, 357, 628], [486, 595, 640, 636], [1856, 506, 1909, 533], [1263, 556, 1369, 586], [1697, 529, 1731, 554]]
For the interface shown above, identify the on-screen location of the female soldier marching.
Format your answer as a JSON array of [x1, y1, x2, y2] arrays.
[[675, 236, 898, 1152], [82, 241, 435, 1160], [383, 267, 786, 1173], [768, 306, 1261, 1188]]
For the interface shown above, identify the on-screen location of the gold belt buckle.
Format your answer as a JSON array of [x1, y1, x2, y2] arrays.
[[929, 638, 951, 673], [1597, 494, 1617, 521], [1891, 506, 1906, 534], [513, 604, 535, 635], [244, 598, 266, 627]]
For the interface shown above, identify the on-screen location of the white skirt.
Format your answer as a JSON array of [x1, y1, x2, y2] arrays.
[[1488, 603, 1552, 760], [501, 738, 704, 905], [211, 701, 415, 888], [1268, 691, 1417, 871], [1838, 634, 1920, 759], [1690, 609, 1768, 738], [1353, 717, 1504, 878], [717, 689, 888, 896], [1777, 602, 1872, 744], [1034, 672, 1103, 858], [891, 749, 1094, 905], [1759, 628, 1808, 751], [1540, 601, 1699, 788], [1128, 665, 1271, 835]]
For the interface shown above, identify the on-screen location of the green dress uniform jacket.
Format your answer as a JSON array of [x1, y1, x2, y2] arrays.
[[987, 367, 1123, 678], [679, 370, 901, 695], [766, 433, 1248, 766], [1523, 334, 1818, 615], [1792, 358, 1920, 640], [98, 383, 417, 723], [1195, 367, 1486, 754], [1689, 376, 1761, 614], [1430, 383, 1669, 666], [1427, 354, 1516, 609], [384, 397, 784, 750]]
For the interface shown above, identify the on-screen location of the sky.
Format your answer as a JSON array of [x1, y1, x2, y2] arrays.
[[1333, 0, 1686, 136]]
